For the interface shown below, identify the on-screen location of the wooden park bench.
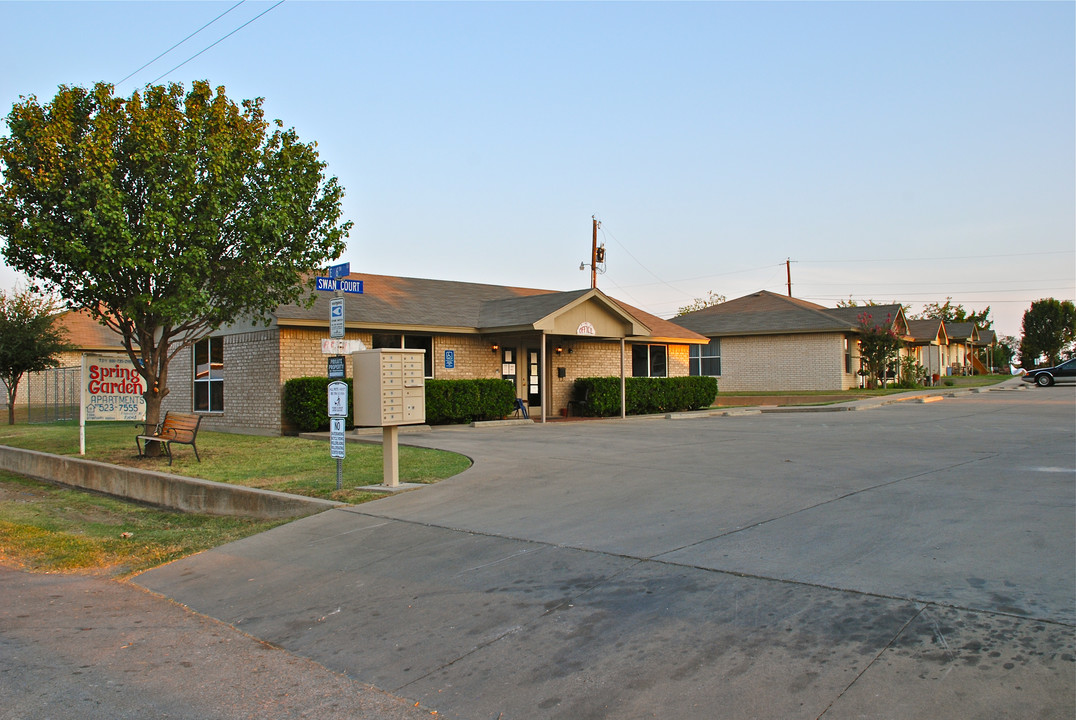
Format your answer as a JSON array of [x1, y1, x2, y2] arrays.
[[136, 412, 202, 465]]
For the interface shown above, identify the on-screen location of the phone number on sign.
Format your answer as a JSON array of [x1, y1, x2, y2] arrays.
[[88, 395, 143, 415]]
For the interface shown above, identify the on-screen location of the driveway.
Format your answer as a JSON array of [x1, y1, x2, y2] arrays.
[[133, 385, 1074, 719]]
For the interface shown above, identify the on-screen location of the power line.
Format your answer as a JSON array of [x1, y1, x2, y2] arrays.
[[117, 1, 247, 87], [146, 0, 286, 86], [798, 250, 1073, 264]]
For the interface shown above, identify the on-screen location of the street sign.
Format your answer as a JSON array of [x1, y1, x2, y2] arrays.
[[327, 380, 349, 418], [327, 355, 345, 379], [444, 349, 455, 369], [330, 297, 344, 338], [315, 277, 337, 292], [337, 279, 364, 294], [330, 417, 346, 459], [327, 262, 350, 279]]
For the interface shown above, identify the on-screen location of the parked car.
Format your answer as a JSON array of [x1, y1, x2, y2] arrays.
[[1021, 358, 1076, 387]]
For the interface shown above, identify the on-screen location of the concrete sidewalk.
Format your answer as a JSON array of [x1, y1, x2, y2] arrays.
[[0, 568, 436, 720], [130, 382, 1073, 719]]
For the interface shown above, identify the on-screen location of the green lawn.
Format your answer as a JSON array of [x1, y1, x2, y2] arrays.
[[0, 420, 471, 504], [0, 470, 286, 577], [0, 421, 472, 576]]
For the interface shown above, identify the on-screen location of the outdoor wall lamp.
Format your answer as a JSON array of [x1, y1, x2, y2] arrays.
[[491, 343, 499, 353], [555, 345, 563, 354]]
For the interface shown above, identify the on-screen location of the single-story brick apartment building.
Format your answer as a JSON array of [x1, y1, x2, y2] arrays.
[[154, 273, 709, 434], [672, 290, 909, 392]]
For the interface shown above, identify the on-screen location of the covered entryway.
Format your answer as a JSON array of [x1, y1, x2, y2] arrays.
[[478, 288, 650, 423]]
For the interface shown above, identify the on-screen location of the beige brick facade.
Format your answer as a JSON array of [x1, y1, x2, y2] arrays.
[[717, 333, 861, 392]]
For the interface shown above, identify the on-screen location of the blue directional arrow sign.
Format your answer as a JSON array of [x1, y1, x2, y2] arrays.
[[330, 297, 345, 338]]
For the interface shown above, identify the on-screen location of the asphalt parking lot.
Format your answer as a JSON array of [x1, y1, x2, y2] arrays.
[[130, 383, 1074, 719], [2, 383, 1072, 719]]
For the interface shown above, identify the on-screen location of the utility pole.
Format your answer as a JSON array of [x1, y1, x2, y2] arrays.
[[591, 216, 600, 289], [580, 216, 605, 288], [786, 258, 792, 297]]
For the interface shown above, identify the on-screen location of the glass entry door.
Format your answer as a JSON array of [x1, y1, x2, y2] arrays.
[[527, 348, 541, 408]]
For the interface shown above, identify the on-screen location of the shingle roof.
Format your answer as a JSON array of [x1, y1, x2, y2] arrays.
[[945, 322, 979, 342], [671, 291, 908, 338], [273, 273, 705, 342], [906, 318, 947, 344], [477, 289, 593, 329], [274, 274, 555, 329], [674, 291, 856, 336], [57, 310, 130, 351]]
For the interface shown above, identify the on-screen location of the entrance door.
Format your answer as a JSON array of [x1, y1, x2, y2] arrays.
[[527, 347, 541, 408]]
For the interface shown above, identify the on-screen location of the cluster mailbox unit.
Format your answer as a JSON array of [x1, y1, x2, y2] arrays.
[[352, 348, 426, 487]]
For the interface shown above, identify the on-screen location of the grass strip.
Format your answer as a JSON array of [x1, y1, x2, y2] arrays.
[[0, 470, 285, 577], [0, 421, 471, 504]]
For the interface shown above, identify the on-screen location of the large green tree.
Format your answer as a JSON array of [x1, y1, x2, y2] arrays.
[[676, 290, 725, 317], [0, 287, 73, 424], [1019, 298, 1076, 368], [913, 297, 991, 329], [0, 81, 351, 430]]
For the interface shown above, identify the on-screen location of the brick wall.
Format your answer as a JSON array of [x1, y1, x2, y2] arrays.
[[163, 329, 283, 436], [719, 333, 856, 392], [548, 340, 625, 414]]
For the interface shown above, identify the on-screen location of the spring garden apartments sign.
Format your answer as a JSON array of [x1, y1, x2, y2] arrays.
[[80, 353, 146, 454]]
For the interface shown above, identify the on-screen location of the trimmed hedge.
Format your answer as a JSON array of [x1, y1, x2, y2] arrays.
[[282, 377, 517, 431], [571, 376, 718, 417], [425, 378, 516, 425], [283, 377, 354, 432]]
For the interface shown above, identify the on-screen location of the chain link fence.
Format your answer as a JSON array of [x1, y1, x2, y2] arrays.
[[0, 366, 81, 423]]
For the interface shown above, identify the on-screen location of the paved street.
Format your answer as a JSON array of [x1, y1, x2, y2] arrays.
[[130, 383, 1074, 719]]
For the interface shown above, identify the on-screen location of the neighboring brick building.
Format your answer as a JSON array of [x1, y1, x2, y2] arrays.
[[155, 273, 708, 435], [671, 291, 910, 392]]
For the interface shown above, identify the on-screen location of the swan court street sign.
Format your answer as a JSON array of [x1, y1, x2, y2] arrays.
[[316, 263, 363, 293]]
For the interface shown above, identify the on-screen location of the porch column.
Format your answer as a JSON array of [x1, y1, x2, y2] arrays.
[[540, 331, 547, 424], [620, 338, 626, 419]]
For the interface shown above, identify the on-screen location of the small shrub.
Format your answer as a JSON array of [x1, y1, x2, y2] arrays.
[[943, 379, 955, 387], [572, 376, 717, 417], [284, 377, 516, 430], [425, 379, 516, 424], [282, 377, 354, 432]]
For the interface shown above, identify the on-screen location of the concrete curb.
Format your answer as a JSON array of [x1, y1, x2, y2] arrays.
[[0, 444, 342, 520]]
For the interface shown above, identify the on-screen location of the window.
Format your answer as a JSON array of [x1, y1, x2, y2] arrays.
[[372, 333, 433, 377], [193, 337, 223, 413], [632, 344, 667, 378], [845, 337, 852, 374], [689, 339, 721, 376]]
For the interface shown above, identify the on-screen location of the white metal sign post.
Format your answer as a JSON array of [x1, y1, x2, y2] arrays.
[[330, 417, 346, 458], [321, 263, 353, 490], [330, 297, 344, 339], [327, 380, 348, 490]]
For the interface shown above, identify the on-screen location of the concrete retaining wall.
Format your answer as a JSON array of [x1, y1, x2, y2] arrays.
[[0, 445, 341, 520]]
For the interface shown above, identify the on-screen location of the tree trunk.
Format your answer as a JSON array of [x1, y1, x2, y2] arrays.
[[6, 378, 19, 425], [141, 390, 165, 457]]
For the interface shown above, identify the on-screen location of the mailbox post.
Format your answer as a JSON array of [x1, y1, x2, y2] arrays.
[[352, 348, 426, 487]]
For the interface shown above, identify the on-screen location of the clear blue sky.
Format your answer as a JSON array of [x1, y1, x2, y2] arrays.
[[2, 0, 1073, 339]]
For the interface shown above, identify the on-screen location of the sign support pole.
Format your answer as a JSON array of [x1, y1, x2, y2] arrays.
[[79, 353, 87, 455]]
